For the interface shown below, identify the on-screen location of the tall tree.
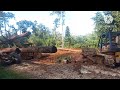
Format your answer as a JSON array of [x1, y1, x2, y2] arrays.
[[0, 11, 15, 37], [111, 11, 120, 31], [0, 11, 15, 47], [50, 11, 65, 48], [64, 26, 71, 48], [92, 12, 106, 36], [92, 11, 120, 36]]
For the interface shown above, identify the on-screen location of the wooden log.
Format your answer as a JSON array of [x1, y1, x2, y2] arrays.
[[37, 46, 57, 53], [0, 48, 16, 53], [0, 46, 57, 53]]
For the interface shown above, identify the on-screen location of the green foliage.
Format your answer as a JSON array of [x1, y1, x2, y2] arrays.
[[0, 66, 28, 79], [0, 11, 15, 27], [111, 11, 120, 31], [55, 32, 62, 47], [92, 11, 120, 36], [72, 43, 81, 48], [0, 11, 17, 47], [28, 23, 57, 46], [69, 33, 98, 48], [16, 20, 34, 33], [65, 26, 70, 37], [50, 11, 65, 28], [64, 26, 72, 48], [90, 11, 120, 49], [92, 12, 106, 36], [2, 11, 119, 49], [0, 11, 15, 36], [50, 11, 66, 48]]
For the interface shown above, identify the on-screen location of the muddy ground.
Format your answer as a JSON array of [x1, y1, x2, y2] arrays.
[[5, 48, 120, 79]]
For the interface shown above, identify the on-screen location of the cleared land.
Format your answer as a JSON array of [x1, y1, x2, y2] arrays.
[[3, 48, 120, 79]]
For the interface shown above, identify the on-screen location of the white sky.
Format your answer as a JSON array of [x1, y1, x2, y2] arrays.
[[6, 11, 98, 36]]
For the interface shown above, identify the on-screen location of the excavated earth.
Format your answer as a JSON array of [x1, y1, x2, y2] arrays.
[[5, 48, 120, 79]]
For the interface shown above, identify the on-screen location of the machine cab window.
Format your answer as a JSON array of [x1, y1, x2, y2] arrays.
[[116, 35, 120, 48], [98, 31, 120, 52]]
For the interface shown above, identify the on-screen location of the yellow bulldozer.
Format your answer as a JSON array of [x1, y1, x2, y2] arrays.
[[82, 30, 120, 68], [82, 14, 120, 68]]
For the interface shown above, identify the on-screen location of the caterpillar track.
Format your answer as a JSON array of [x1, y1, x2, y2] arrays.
[[81, 48, 117, 68]]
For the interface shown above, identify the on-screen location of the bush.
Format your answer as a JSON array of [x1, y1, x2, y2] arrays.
[[72, 43, 81, 48]]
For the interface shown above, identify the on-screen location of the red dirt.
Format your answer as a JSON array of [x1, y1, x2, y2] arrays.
[[31, 48, 82, 65], [6, 48, 120, 79]]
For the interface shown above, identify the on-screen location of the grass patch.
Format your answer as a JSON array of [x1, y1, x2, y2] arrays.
[[0, 66, 29, 79], [57, 55, 72, 63]]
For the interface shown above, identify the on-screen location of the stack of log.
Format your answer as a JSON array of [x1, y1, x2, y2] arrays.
[[0, 46, 57, 60]]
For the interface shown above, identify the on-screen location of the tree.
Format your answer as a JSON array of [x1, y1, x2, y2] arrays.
[[90, 11, 120, 48], [92, 12, 106, 36], [8, 25, 18, 35], [28, 23, 55, 46], [50, 11, 66, 48], [65, 26, 70, 37], [64, 26, 71, 48], [0, 11, 15, 47], [31, 20, 38, 34], [16, 20, 34, 33], [55, 32, 62, 47], [92, 11, 120, 36], [0, 11, 15, 37], [111, 11, 120, 31]]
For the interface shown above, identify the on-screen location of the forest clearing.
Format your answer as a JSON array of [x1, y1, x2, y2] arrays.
[[1, 11, 120, 79], [1, 48, 120, 79]]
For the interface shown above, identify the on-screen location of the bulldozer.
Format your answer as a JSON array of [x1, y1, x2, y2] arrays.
[[82, 14, 120, 68], [82, 30, 120, 67]]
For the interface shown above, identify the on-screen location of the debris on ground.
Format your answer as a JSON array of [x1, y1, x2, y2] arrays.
[[5, 48, 120, 79]]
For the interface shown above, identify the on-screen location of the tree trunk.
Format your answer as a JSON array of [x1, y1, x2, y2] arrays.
[[0, 46, 57, 53], [61, 12, 64, 48]]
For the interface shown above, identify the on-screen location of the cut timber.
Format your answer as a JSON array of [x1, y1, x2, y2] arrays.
[[20, 46, 57, 53], [0, 46, 57, 53], [0, 48, 16, 53], [38, 46, 57, 53], [0, 46, 57, 61]]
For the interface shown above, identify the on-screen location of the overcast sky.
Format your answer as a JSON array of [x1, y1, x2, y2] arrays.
[[6, 11, 98, 36]]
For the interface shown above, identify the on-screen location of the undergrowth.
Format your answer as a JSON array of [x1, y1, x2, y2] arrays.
[[0, 65, 29, 79]]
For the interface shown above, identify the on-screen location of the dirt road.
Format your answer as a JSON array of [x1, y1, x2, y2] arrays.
[[6, 48, 120, 79]]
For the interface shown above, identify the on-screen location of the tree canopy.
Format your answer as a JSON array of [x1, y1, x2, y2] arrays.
[[50, 11, 66, 48], [0, 11, 119, 49]]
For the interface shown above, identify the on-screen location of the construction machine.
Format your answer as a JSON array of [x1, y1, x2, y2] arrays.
[[82, 30, 120, 67], [82, 14, 120, 68]]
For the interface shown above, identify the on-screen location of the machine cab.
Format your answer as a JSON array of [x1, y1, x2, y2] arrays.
[[98, 30, 120, 53]]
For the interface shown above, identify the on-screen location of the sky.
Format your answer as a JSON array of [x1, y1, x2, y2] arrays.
[[6, 11, 98, 36]]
